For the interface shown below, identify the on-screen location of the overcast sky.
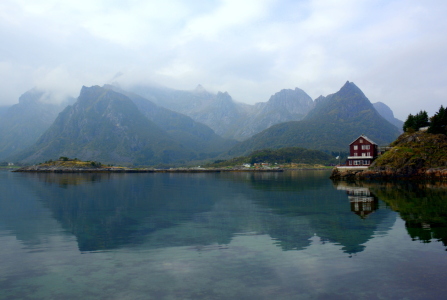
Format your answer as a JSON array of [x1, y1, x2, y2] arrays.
[[1, 0, 446, 119]]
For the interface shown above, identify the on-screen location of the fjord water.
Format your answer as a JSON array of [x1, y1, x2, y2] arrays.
[[1, 171, 447, 299]]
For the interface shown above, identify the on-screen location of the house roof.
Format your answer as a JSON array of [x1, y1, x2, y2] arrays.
[[349, 134, 377, 145]]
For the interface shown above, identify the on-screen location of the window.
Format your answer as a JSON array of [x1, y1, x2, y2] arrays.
[[353, 145, 358, 150], [359, 139, 363, 143], [349, 161, 352, 165], [354, 153, 358, 156], [367, 152, 370, 156], [362, 153, 366, 157], [361, 145, 370, 150]]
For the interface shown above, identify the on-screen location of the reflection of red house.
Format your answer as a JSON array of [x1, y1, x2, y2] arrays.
[[346, 189, 378, 218], [336, 184, 378, 218], [345, 135, 378, 166]]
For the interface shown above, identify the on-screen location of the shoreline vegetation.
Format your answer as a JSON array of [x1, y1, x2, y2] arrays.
[[331, 130, 447, 181], [331, 104, 447, 181], [12, 157, 331, 173]]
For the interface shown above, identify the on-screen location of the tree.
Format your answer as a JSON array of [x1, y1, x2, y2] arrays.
[[428, 106, 447, 134], [403, 114, 415, 132], [403, 110, 429, 132]]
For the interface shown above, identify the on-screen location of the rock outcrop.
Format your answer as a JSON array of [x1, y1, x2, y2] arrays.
[[331, 131, 447, 180]]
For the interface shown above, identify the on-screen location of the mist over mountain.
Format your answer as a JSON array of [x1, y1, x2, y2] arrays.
[[4, 81, 403, 166], [234, 88, 314, 140], [373, 102, 404, 132], [126, 83, 315, 140], [0, 88, 73, 160], [106, 85, 237, 155], [228, 81, 401, 156], [12, 86, 237, 165], [0, 106, 9, 118]]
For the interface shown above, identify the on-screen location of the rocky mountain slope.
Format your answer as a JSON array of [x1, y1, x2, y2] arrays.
[[0, 88, 73, 160], [12, 86, 200, 165], [0, 106, 9, 118], [373, 102, 403, 132], [106, 85, 237, 155], [227, 81, 401, 156], [126, 84, 315, 140]]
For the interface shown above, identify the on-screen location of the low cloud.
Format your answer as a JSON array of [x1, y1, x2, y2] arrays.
[[1, 0, 446, 119]]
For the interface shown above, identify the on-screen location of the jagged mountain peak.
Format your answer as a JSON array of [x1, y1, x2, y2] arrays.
[[77, 85, 133, 112], [337, 81, 366, 98], [216, 91, 231, 98], [305, 81, 374, 121], [194, 84, 207, 93], [18, 88, 45, 105], [215, 91, 234, 105], [260, 87, 314, 117]]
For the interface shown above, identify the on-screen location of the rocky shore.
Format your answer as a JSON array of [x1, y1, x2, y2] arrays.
[[330, 166, 447, 180]]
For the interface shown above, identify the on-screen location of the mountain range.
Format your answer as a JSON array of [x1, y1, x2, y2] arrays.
[[12, 86, 236, 165], [3, 81, 403, 166], [227, 81, 401, 156], [125, 84, 315, 140]]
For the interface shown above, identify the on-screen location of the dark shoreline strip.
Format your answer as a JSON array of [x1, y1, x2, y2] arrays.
[[13, 168, 285, 173]]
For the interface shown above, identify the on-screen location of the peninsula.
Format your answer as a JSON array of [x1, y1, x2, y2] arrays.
[[331, 130, 447, 180], [13, 157, 284, 173]]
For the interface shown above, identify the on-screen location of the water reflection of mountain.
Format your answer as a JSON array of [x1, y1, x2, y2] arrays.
[[19, 173, 226, 251], [242, 173, 396, 254], [3, 171, 396, 255], [369, 182, 447, 249], [0, 172, 63, 247]]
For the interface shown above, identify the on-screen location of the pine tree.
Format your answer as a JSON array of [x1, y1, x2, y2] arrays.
[[403, 110, 429, 132], [403, 114, 415, 132], [428, 106, 447, 134]]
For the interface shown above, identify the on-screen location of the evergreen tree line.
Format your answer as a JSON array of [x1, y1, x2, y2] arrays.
[[403, 106, 447, 134]]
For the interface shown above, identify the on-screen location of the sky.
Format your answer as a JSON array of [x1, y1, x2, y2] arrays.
[[1, 0, 446, 120]]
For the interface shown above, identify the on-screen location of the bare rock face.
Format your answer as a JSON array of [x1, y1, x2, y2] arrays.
[[373, 102, 404, 132]]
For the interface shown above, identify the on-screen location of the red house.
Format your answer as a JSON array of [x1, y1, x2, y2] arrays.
[[345, 135, 378, 166]]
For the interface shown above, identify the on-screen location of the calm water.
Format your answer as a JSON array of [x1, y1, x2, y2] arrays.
[[1, 170, 447, 299]]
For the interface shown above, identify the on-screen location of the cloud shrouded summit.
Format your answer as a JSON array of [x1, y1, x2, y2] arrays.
[[1, 0, 447, 119]]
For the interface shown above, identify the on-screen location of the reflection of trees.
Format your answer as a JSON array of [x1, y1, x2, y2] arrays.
[[24, 172, 106, 187], [243, 173, 395, 254], [370, 181, 447, 248]]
